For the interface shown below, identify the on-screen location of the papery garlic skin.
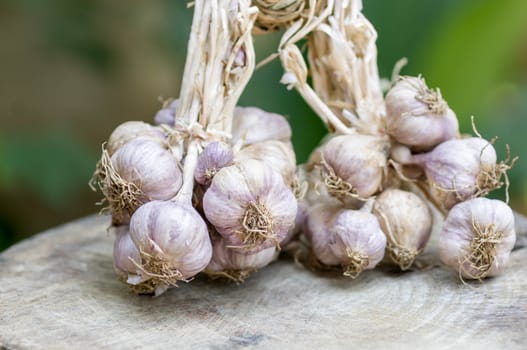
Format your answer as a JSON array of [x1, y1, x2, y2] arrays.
[[385, 76, 458, 151], [319, 134, 389, 199], [195, 142, 234, 186], [329, 209, 386, 277], [282, 199, 308, 246], [303, 203, 342, 266], [235, 140, 296, 185], [113, 225, 142, 279], [412, 137, 497, 210], [154, 99, 178, 126], [373, 188, 432, 270], [129, 200, 212, 284], [107, 121, 165, 156], [203, 159, 297, 253], [439, 198, 515, 279], [232, 106, 292, 146], [206, 235, 278, 281], [112, 139, 183, 202]]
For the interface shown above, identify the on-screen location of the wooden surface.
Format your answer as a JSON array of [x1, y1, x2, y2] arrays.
[[1, 214, 526, 350]]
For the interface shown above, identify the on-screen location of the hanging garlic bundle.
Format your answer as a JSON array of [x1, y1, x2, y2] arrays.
[[91, 0, 299, 294], [272, 0, 516, 279]]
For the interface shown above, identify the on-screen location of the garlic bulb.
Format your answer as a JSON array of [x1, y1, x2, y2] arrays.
[[304, 203, 386, 278], [232, 106, 292, 146], [235, 140, 296, 185], [373, 188, 432, 270], [91, 138, 183, 225], [411, 137, 499, 210], [205, 234, 278, 282], [385, 76, 458, 151], [203, 159, 297, 253], [107, 121, 165, 156], [129, 200, 212, 295], [329, 209, 387, 278], [195, 141, 234, 186], [439, 197, 516, 279], [316, 134, 389, 200], [153, 99, 178, 126]]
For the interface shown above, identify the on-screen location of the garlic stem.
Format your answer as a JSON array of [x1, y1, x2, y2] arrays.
[[280, 45, 352, 134], [174, 141, 200, 204]]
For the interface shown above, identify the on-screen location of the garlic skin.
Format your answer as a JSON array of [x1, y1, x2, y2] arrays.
[[205, 235, 278, 282], [107, 121, 165, 156], [235, 140, 296, 185], [153, 99, 178, 126], [329, 209, 387, 278], [439, 198, 516, 279], [232, 106, 292, 146], [195, 141, 234, 186], [318, 134, 389, 199], [129, 200, 213, 294], [412, 137, 497, 210], [111, 139, 183, 202], [303, 203, 342, 265], [385, 76, 458, 151], [373, 188, 432, 270], [203, 159, 297, 253], [113, 225, 142, 280]]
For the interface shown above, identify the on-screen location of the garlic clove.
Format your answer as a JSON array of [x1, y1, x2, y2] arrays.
[[203, 159, 297, 253], [439, 197, 516, 279], [129, 200, 213, 294], [373, 188, 433, 270], [385, 76, 459, 151], [234, 140, 296, 186], [318, 134, 389, 200], [195, 141, 234, 186], [232, 106, 292, 146], [329, 209, 387, 278], [107, 121, 166, 156]]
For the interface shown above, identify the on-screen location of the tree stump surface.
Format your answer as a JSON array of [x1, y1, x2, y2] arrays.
[[1, 213, 526, 350]]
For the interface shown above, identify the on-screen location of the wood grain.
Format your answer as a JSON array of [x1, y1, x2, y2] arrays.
[[0, 214, 526, 350]]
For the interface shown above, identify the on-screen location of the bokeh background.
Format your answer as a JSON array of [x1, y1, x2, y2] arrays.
[[1, 0, 526, 251]]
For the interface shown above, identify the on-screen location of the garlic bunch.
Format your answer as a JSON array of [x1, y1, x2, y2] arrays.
[[439, 197, 516, 279], [385, 76, 459, 151], [406, 137, 502, 210], [311, 134, 389, 201], [203, 159, 297, 253], [304, 203, 386, 278], [373, 188, 432, 270], [205, 234, 278, 282]]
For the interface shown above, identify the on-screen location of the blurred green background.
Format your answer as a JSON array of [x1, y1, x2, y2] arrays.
[[1, 0, 526, 251]]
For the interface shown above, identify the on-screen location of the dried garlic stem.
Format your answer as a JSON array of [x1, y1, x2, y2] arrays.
[[307, 0, 385, 135], [175, 0, 257, 139]]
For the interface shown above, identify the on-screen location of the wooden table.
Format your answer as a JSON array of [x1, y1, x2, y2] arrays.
[[1, 214, 526, 350]]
